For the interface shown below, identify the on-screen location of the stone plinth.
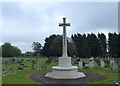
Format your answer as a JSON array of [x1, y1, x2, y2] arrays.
[[45, 57, 86, 79], [59, 57, 71, 67], [45, 66, 86, 79]]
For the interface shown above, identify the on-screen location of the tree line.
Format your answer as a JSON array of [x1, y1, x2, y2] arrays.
[[41, 32, 119, 58], [1, 32, 119, 58]]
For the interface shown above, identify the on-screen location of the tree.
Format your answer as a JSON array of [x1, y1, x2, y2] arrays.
[[71, 33, 83, 57], [12, 46, 21, 57], [87, 33, 102, 57], [67, 40, 77, 57], [80, 34, 91, 58], [49, 35, 62, 56], [43, 34, 77, 57], [2, 42, 21, 57], [43, 34, 57, 57], [98, 33, 107, 57], [72, 33, 102, 58], [2, 42, 13, 57], [32, 42, 42, 56], [108, 32, 118, 58]]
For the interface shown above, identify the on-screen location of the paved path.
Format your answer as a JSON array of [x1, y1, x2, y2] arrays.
[[30, 72, 107, 85]]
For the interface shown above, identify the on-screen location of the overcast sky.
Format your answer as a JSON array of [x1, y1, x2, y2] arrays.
[[1, 2, 118, 53]]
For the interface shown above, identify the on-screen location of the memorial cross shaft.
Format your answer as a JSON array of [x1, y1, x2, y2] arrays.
[[59, 17, 70, 57]]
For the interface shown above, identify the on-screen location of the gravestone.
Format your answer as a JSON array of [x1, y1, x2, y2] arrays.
[[10, 58, 18, 64], [104, 59, 109, 68], [100, 60, 105, 68], [45, 17, 86, 79], [20, 63, 24, 66], [112, 61, 118, 72], [96, 58, 100, 66], [110, 59, 114, 65], [45, 58, 52, 64], [89, 57, 94, 68], [90, 57, 94, 61], [79, 61, 83, 69], [31, 60, 36, 70], [89, 61, 94, 68], [18, 67, 24, 70]]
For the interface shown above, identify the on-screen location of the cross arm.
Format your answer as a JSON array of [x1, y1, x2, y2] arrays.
[[59, 23, 64, 26], [59, 23, 71, 26]]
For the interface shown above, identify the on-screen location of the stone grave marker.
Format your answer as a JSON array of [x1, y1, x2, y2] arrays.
[[79, 61, 83, 69], [112, 61, 118, 72], [45, 58, 52, 64], [89, 57, 94, 68], [96, 59, 100, 66], [104, 59, 110, 68], [89, 61, 94, 68], [31, 60, 36, 70], [110, 59, 114, 65], [100, 60, 105, 68], [18, 67, 24, 70], [10, 58, 17, 64]]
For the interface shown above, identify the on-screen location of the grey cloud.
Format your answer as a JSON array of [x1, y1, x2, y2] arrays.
[[2, 2, 118, 52]]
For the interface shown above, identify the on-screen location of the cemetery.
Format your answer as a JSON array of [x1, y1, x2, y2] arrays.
[[1, 17, 119, 86], [1, 57, 120, 85]]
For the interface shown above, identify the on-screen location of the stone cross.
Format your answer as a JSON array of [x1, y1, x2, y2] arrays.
[[59, 17, 70, 57]]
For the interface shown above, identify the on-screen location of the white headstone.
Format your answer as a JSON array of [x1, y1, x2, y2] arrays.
[[79, 61, 83, 69], [110, 60, 114, 65], [112, 62, 118, 72], [100, 60, 105, 68], [89, 61, 94, 68]]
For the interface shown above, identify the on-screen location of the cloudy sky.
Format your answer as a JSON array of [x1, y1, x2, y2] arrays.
[[1, 1, 118, 53]]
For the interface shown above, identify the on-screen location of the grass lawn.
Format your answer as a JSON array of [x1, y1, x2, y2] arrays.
[[2, 57, 119, 85], [80, 66, 119, 84]]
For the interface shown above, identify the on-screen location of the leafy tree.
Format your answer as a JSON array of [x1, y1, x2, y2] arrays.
[[67, 40, 77, 57], [72, 33, 102, 58], [87, 33, 102, 57], [98, 33, 107, 57], [49, 35, 62, 56], [12, 46, 21, 57], [2, 42, 13, 57], [108, 32, 118, 58], [43, 34, 77, 57], [71, 33, 82, 57], [2, 42, 21, 57], [81, 34, 91, 58], [43, 34, 57, 57], [32, 42, 42, 56]]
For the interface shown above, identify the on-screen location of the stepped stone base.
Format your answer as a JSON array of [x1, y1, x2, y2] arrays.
[[45, 66, 86, 79], [45, 57, 86, 79]]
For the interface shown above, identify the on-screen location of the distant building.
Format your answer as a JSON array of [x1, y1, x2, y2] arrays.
[[23, 51, 33, 57]]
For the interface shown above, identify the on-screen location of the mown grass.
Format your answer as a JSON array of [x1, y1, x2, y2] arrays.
[[80, 66, 119, 84], [2, 57, 57, 84], [2, 57, 119, 85]]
